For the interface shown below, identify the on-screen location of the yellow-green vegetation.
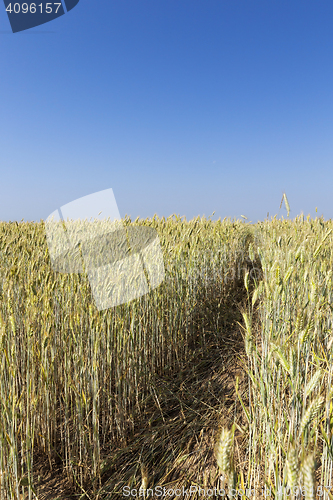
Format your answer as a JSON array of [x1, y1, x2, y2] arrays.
[[238, 214, 333, 498], [0, 210, 332, 499]]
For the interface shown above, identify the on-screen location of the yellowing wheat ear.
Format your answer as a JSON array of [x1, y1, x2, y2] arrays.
[[299, 396, 324, 437], [301, 454, 316, 500], [140, 463, 149, 494], [215, 427, 233, 474], [215, 426, 236, 490], [285, 444, 299, 492]]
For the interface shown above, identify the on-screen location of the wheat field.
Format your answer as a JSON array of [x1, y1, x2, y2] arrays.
[[0, 208, 333, 499]]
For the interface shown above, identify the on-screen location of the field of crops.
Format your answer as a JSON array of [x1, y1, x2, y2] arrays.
[[0, 212, 333, 499]]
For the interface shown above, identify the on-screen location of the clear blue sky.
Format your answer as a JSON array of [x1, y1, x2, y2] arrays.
[[1, 0, 333, 223]]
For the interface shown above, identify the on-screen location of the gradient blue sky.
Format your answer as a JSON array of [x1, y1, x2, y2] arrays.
[[1, 0, 333, 223]]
